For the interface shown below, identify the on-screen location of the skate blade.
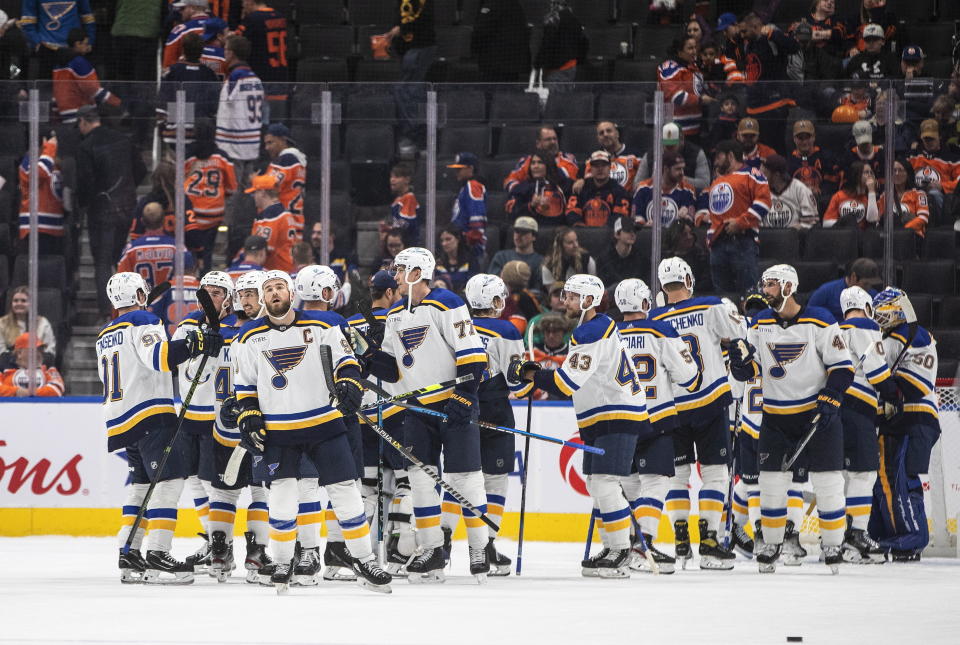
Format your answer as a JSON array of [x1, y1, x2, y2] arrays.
[[275, 582, 289, 594], [473, 573, 487, 584], [758, 564, 776, 573], [782, 558, 803, 566], [143, 570, 194, 585], [322, 566, 357, 582], [359, 579, 393, 594], [677, 555, 691, 570], [698, 558, 735, 571], [828, 563, 840, 575], [597, 567, 630, 579], [407, 571, 445, 584], [581, 568, 600, 577], [293, 574, 320, 586], [119, 570, 144, 584], [488, 565, 511, 576], [734, 546, 755, 560]]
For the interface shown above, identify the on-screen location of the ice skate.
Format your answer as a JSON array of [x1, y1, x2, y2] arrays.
[[209, 531, 235, 583], [822, 543, 843, 574], [782, 520, 807, 566], [441, 526, 452, 565], [323, 541, 357, 581], [118, 549, 146, 584], [731, 522, 755, 559], [630, 533, 674, 574], [754, 521, 779, 573], [890, 549, 921, 562], [271, 560, 294, 594], [469, 545, 489, 584], [385, 536, 412, 577], [673, 520, 692, 570], [352, 555, 393, 594], [184, 532, 210, 573], [581, 548, 609, 577], [595, 548, 631, 578], [292, 546, 321, 586], [842, 527, 885, 564], [698, 519, 735, 570], [485, 538, 511, 576], [406, 547, 446, 584], [143, 550, 195, 585], [244, 532, 272, 584]]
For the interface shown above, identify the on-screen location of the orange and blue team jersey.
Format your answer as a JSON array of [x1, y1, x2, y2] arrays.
[[163, 14, 223, 69], [252, 202, 303, 274], [632, 178, 697, 227], [266, 148, 306, 215], [226, 261, 264, 283], [20, 0, 95, 49], [697, 165, 771, 246], [823, 189, 875, 230], [391, 191, 422, 245], [879, 189, 929, 236], [503, 152, 579, 192], [150, 276, 201, 337], [0, 365, 64, 397], [658, 59, 706, 136], [451, 179, 487, 258], [742, 143, 779, 170], [184, 151, 238, 230], [201, 45, 226, 79], [908, 149, 960, 194], [52, 54, 120, 123], [18, 138, 64, 238], [117, 235, 177, 288]]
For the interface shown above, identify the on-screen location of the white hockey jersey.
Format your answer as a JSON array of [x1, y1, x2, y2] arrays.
[[347, 307, 407, 422], [473, 316, 533, 398], [233, 310, 359, 443], [839, 316, 892, 414], [552, 314, 648, 430], [649, 296, 747, 417], [616, 318, 699, 429], [740, 375, 763, 439], [96, 310, 178, 452], [746, 306, 853, 415], [216, 65, 264, 161], [172, 310, 220, 433], [380, 288, 487, 405], [883, 323, 939, 425]]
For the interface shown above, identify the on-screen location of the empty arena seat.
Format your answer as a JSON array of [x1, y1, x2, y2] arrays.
[[861, 229, 918, 261], [802, 228, 858, 263], [344, 123, 395, 161], [495, 124, 542, 157], [908, 294, 933, 329], [597, 91, 649, 126], [901, 261, 956, 296], [353, 59, 402, 82], [544, 92, 595, 126], [13, 255, 66, 291], [938, 296, 960, 328], [759, 228, 800, 260], [932, 330, 960, 367], [439, 88, 488, 124], [298, 25, 354, 58], [439, 125, 489, 157], [489, 92, 541, 126], [795, 261, 839, 291]]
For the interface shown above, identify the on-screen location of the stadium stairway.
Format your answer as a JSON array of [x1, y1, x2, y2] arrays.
[[64, 228, 103, 396]]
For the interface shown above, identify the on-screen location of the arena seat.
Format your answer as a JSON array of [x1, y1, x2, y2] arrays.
[[759, 228, 800, 260], [794, 261, 839, 290], [298, 25, 354, 58], [495, 124, 542, 157], [345, 92, 397, 122], [347, 0, 395, 25], [802, 227, 858, 263], [544, 92, 596, 126], [438, 88, 488, 124], [439, 125, 490, 157], [908, 294, 933, 329], [923, 229, 957, 260], [939, 296, 960, 328], [932, 330, 960, 369], [489, 92, 541, 126], [901, 261, 956, 296], [344, 123, 395, 161], [585, 25, 633, 61], [559, 124, 599, 160], [13, 255, 66, 292], [597, 91, 650, 127], [296, 0, 344, 24], [633, 28, 676, 60], [861, 229, 918, 261], [435, 26, 474, 60], [353, 59, 402, 82]]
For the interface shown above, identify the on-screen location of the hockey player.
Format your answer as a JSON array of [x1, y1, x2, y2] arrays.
[[100, 272, 222, 584], [361, 247, 490, 583], [614, 278, 701, 574], [870, 287, 941, 560], [507, 274, 649, 578], [728, 264, 855, 574], [234, 270, 391, 592], [649, 257, 745, 570]]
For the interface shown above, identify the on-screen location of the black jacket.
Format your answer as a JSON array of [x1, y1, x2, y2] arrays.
[[534, 7, 586, 70], [472, 0, 530, 82], [77, 125, 147, 220], [597, 241, 647, 289], [395, 0, 435, 51]]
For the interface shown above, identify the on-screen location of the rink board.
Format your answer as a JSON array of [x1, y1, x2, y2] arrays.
[[2, 397, 958, 545]]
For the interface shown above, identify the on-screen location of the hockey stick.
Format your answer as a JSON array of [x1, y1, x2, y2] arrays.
[[122, 288, 220, 554], [355, 301, 387, 550], [516, 318, 537, 576], [584, 508, 598, 561], [147, 280, 171, 305], [319, 345, 501, 533], [722, 400, 742, 549], [628, 514, 660, 575]]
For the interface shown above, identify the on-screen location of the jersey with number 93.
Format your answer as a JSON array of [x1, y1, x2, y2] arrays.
[[96, 310, 178, 452]]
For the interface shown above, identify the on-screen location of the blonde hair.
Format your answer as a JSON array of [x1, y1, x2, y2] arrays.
[[0, 286, 28, 348]]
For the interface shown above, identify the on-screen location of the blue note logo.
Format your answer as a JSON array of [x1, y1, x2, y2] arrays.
[[766, 342, 807, 378], [262, 345, 308, 389], [397, 325, 429, 368]]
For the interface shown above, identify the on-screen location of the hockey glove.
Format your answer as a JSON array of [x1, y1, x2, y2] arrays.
[[366, 320, 386, 347], [443, 391, 475, 426], [726, 338, 755, 366], [220, 395, 242, 429], [506, 358, 540, 385], [185, 328, 224, 358], [238, 409, 267, 455], [815, 387, 843, 423], [334, 377, 364, 416]]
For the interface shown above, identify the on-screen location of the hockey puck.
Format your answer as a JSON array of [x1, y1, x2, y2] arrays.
[[786, 638, 803, 643]]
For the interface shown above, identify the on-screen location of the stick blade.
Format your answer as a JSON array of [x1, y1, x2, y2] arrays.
[[222, 446, 246, 487], [196, 287, 220, 333]]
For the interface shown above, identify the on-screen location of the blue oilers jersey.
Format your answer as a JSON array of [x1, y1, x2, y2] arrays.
[[883, 324, 939, 427], [473, 316, 532, 399], [839, 316, 892, 416], [96, 310, 177, 452]]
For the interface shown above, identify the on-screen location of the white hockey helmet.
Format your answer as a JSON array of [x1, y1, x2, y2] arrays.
[[200, 270, 234, 303], [614, 278, 652, 314], [840, 285, 874, 318], [392, 246, 435, 282], [872, 286, 912, 332], [234, 269, 267, 299], [563, 274, 605, 312], [465, 274, 508, 312], [295, 264, 340, 303], [761, 264, 800, 298], [106, 272, 149, 309], [258, 269, 295, 306], [658, 256, 695, 292]]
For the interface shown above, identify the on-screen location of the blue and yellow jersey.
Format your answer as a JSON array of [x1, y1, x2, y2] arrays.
[[883, 323, 940, 426], [473, 316, 532, 399], [348, 307, 406, 422], [839, 316, 892, 417]]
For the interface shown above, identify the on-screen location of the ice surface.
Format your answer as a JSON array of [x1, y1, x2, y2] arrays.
[[3, 536, 959, 645]]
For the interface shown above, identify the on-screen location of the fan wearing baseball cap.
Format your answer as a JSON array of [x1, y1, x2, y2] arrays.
[[846, 23, 898, 80], [0, 333, 63, 397], [566, 150, 631, 227], [447, 152, 488, 260], [736, 118, 779, 170], [907, 119, 960, 209], [247, 174, 304, 273], [836, 119, 884, 190], [786, 119, 839, 196]]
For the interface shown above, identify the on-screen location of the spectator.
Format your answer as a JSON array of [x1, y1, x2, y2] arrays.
[[527, 281, 566, 342], [505, 151, 569, 226], [183, 121, 238, 272], [0, 333, 64, 397], [823, 160, 879, 229], [262, 123, 305, 216], [117, 203, 177, 287], [472, 0, 530, 83], [157, 33, 220, 146], [499, 259, 541, 335], [882, 157, 929, 237], [737, 117, 778, 169], [716, 12, 743, 65], [111, 0, 163, 81], [377, 228, 406, 272], [663, 218, 712, 292], [580, 121, 643, 193], [760, 154, 818, 229], [385, 162, 421, 246], [698, 139, 771, 293], [447, 152, 487, 261], [565, 150, 630, 227], [290, 241, 313, 275], [639, 123, 711, 192], [845, 23, 897, 81], [698, 39, 745, 86], [633, 148, 698, 228], [541, 226, 596, 286], [21, 0, 95, 79], [807, 257, 881, 321], [434, 226, 476, 294], [237, 0, 289, 100], [848, 0, 897, 57], [596, 215, 647, 290], [658, 35, 714, 139], [76, 105, 147, 318], [837, 119, 885, 187], [907, 119, 960, 215], [487, 216, 544, 292], [928, 95, 959, 152], [786, 119, 839, 197], [503, 125, 579, 191], [389, 0, 436, 152], [872, 89, 913, 156], [129, 159, 191, 240], [791, 0, 849, 60], [246, 173, 303, 273], [52, 28, 120, 124], [531, 313, 571, 384], [162, 0, 216, 71], [17, 134, 64, 255], [738, 13, 799, 151], [226, 234, 267, 282], [901, 46, 934, 127], [686, 15, 712, 48], [788, 19, 843, 84], [150, 251, 199, 336], [309, 221, 358, 286], [199, 18, 228, 78], [0, 287, 56, 366], [533, 0, 586, 86], [216, 35, 264, 164]]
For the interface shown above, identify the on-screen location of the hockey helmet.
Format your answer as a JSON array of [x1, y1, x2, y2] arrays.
[[741, 286, 767, 316], [106, 272, 149, 309], [761, 264, 799, 298], [840, 285, 874, 318], [465, 274, 508, 312], [295, 265, 340, 303], [658, 256, 695, 292], [392, 247, 435, 283], [872, 286, 911, 332], [614, 278, 652, 314], [200, 271, 234, 303], [258, 269, 295, 307], [562, 274, 605, 312], [235, 269, 267, 298]]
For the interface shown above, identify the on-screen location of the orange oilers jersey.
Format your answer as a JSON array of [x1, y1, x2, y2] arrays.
[[0, 366, 64, 397], [503, 152, 579, 191], [658, 60, 705, 135], [184, 152, 238, 229], [879, 189, 929, 236], [252, 203, 303, 274], [700, 166, 771, 246], [584, 148, 642, 192], [117, 235, 177, 288], [823, 190, 874, 230], [743, 143, 779, 169], [720, 54, 745, 83], [266, 148, 306, 215], [18, 138, 64, 238], [908, 151, 960, 193]]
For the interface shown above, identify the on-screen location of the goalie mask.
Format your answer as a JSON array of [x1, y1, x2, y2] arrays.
[[872, 286, 911, 332]]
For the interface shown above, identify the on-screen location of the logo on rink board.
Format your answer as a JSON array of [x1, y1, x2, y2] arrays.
[[559, 432, 589, 497]]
